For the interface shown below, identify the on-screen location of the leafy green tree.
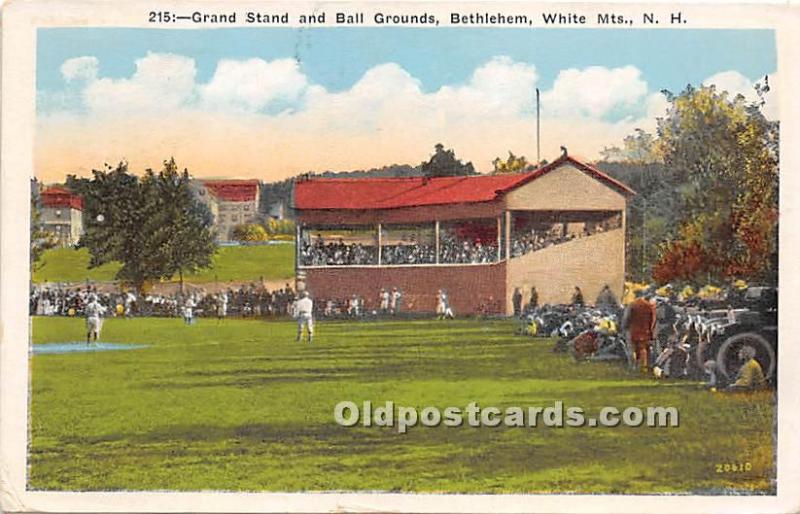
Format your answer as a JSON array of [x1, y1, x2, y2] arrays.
[[265, 218, 295, 236], [492, 151, 530, 174], [595, 161, 681, 282], [80, 162, 158, 293], [600, 129, 661, 164], [421, 143, 475, 177], [651, 84, 778, 284], [79, 160, 216, 294], [146, 158, 216, 292]]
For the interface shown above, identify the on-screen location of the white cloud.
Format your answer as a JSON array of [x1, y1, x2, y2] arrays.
[[199, 58, 309, 112], [60, 56, 99, 82], [84, 52, 197, 114], [543, 65, 649, 119], [703, 70, 756, 99], [435, 56, 538, 118], [44, 54, 776, 182], [703, 70, 778, 120]]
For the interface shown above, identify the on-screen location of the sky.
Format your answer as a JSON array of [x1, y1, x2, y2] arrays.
[[35, 27, 778, 182]]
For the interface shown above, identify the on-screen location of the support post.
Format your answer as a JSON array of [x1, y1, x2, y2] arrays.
[[377, 223, 382, 266], [497, 216, 502, 261], [295, 222, 301, 268], [505, 211, 511, 260], [435, 220, 440, 264]]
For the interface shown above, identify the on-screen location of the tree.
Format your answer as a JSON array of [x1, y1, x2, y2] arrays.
[[79, 160, 216, 294], [599, 129, 661, 164], [266, 218, 295, 237], [651, 84, 778, 284], [232, 223, 269, 242], [146, 158, 216, 292], [30, 179, 56, 271], [421, 143, 476, 177], [492, 151, 530, 174], [80, 162, 160, 293], [594, 161, 680, 282]]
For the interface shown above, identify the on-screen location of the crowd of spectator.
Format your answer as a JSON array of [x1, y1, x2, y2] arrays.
[[30, 283, 298, 319], [299, 217, 623, 267], [510, 217, 622, 258], [31, 285, 117, 317], [380, 244, 436, 265], [300, 239, 377, 266], [438, 235, 498, 264]]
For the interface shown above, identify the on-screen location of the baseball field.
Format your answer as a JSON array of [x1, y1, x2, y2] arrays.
[[29, 316, 775, 493]]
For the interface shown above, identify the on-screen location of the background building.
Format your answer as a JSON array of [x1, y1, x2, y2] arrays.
[[39, 186, 84, 247], [293, 155, 635, 315], [193, 179, 261, 242]]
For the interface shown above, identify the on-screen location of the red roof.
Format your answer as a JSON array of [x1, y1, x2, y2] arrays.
[[41, 187, 83, 210], [294, 155, 635, 210], [203, 180, 260, 202]]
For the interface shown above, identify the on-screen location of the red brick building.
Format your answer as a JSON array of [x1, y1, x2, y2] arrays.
[[293, 155, 635, 315]]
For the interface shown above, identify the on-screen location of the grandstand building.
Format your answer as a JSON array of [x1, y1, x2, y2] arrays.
[[39, 186, 84, 247], [293, 155, 635, 315]]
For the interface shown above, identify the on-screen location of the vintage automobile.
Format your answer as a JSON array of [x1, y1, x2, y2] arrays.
[[702, 286, 778, 383]]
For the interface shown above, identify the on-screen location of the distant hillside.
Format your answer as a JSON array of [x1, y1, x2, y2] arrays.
[[316, 163, 421, 179]]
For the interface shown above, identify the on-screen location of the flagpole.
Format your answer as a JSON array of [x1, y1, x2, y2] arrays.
[[536, 87, 541, 165]]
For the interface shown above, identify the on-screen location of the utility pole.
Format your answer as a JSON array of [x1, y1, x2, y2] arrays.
[[536, 88, 541, 165]]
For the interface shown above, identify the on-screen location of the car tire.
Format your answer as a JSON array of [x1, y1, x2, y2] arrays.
[[715, 332, 776, 380]]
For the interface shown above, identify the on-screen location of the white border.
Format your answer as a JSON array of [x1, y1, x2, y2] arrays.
[[2, 1, 800, 512]]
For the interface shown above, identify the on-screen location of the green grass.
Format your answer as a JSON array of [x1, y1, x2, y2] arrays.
[[32, 247, 122, 283], [32, 244, 295, 284], [29, 317, 775, 493]]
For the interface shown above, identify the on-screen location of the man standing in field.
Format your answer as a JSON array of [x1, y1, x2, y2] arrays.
[[379, 288, 390, 314], [512, 287, 523, 317], [621, 291, 657, 373], [85, 294, 107, 345], [390, 287, 403, 315], [294, 290, 314, 343], [124, 290, 136, 318], [217, 291, 228, 321]]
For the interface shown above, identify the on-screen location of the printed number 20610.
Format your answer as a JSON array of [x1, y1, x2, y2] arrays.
[[716, 462, 753, 473]]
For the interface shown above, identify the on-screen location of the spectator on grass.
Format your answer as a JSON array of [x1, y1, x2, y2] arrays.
[[728, 346, 767, 391], [529, 287, 539, 310], [703, 360, 726, 390], [571, 286, 585, 307], [595, 284, 620, 312], [512, 288, 523, 317], [621, 291, 657, 374]]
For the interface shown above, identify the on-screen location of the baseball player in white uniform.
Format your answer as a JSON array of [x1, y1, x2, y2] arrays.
[[183, 296, 196, 325], [390, 288, 402, 315], [294, 291, 314, 343], [379, 288, 390, 314], [124, 291, 136, 318], [85, 294, 107, 344], [217, 292, 228, 320]]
